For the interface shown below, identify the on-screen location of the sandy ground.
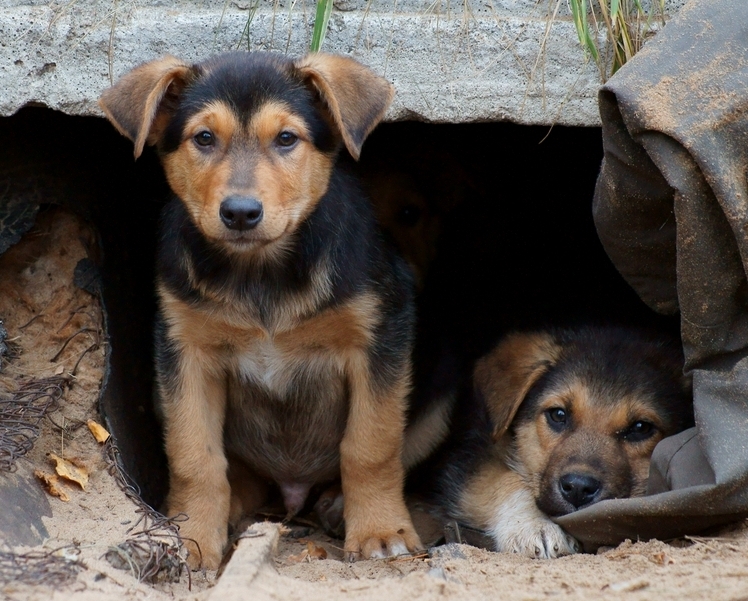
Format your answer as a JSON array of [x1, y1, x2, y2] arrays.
[[3, 208, 748, 601]]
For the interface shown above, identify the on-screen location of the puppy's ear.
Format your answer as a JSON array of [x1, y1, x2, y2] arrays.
[[295, 53, 394, 160], [474, 332, 561, 441], [99, 56, 195, 158]]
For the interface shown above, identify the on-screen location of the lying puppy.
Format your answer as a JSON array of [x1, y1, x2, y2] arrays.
[[99, 51, 424, 569], [441, 327, 694, 558]]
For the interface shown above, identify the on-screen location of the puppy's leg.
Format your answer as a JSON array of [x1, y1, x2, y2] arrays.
[[227, 457, 269, 528], [341, 359, 423, 560], [160, 346, 230, 570], [313, 483, 345, 538], [459, 461, 579, 559]]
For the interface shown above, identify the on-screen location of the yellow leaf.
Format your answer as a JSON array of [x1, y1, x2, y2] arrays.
[[49, 453, 89, 490], [35, 470, 70, 502], [306, 541, 327, 560], [86, 419, 111, 444], [287, 549, 308, 563]]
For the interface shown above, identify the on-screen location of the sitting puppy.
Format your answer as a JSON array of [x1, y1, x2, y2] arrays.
[[439, 327, 694, 558], [99, 51, 424, 569]]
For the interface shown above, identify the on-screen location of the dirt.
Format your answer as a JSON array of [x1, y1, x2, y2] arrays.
[[3, 208, 748, 601]]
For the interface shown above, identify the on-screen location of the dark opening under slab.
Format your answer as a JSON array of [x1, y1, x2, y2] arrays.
[[0, 107, 676, 511]]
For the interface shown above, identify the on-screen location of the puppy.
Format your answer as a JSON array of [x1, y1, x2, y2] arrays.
[[439, 327, 694, 558], [99, 51, 424, 569]]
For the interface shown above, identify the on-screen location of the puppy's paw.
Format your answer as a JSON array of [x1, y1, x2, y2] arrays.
[[178, 520, 227, 571], [492, 515, 579, 559], [487, 490, 579, 559], [345, 525, 424, 561]]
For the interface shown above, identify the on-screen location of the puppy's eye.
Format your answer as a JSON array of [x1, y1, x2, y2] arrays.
[[398, 205, 422, 227], [545, 407, 568, 431], [276, 131, 298, 148], [621, 420, 656, 442], [194, 131, 214, 147]]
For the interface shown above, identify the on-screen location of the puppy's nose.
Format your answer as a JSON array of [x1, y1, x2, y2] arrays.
[[559, 473, 601, 508], [219, 196, 263, 231]]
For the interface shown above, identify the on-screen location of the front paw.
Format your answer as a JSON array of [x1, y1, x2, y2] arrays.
[[179, 520, 227, 570], [345, 524, 424, 561], [491, 514, 579, 559]]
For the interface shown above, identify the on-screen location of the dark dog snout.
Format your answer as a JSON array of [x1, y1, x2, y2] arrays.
[[559, 473, 601, 508], [220, 196, 263, 231]]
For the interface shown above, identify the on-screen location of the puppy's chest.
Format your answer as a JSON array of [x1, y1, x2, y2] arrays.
[[216, 297, 377, 483], [225, 331, 351, 483], [164, 287, 379, 481]]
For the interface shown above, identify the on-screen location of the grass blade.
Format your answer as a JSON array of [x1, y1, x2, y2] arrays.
[[569, 0, 599, 62], [310, 0, 333, 52]]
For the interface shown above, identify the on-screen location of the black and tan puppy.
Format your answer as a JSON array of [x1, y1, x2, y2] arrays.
[[99, 51, 425, 569], [440, 327, 693, 558]]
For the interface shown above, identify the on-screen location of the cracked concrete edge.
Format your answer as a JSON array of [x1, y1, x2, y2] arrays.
[[2, 2, 619, 126], [1, 2, 688, 126], [206, 522, 282, 600]]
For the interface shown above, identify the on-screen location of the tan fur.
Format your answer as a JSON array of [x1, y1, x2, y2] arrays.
[[402, 393, 454, 470], [473, 332, 561, 440], [457, 331, 681, 559], [340, 360, 421, 559], [227, 458, 270, 526], [514, 380, 665, 501], [161, 100, 334, 253], [158, 282, 422, 565], [101, 52, 415, 569], [158, 342, 230, 569], [457, 451, 578, 558], [157, 283, 378, 355], [295, 53, 394, 160], [99, 56, 193, 158], [458, 449, 521, 530]]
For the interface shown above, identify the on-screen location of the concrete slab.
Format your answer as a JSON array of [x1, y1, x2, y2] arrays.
[[2, 0, 685, 126]]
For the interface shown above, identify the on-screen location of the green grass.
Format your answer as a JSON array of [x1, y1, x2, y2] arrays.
[[568, 0, 665, 80], [310, 0, 334, 51]]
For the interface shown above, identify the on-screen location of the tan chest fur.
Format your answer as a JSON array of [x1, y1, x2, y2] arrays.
[[159, 285, 380, 484]]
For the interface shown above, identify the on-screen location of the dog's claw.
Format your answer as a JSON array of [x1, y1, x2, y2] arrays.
[[345, 526, 423, 561], [492, 514, 579, 559]]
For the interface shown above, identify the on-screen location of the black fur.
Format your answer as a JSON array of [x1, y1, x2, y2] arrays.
[[160, 53, 337, 155], [513, 327, 693, 435], [418, 326, 694, 521], [151, 51, 415, 504]]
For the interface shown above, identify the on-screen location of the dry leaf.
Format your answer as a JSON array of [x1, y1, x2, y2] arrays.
[[306, 541, 327, 560], [86, 419, 111, 443], [651, 552, 675, 565], [54, 365, 65, 375], [35, 470, 70, 502], [287, 549, 308, 563], [49, 452, 89, 490]]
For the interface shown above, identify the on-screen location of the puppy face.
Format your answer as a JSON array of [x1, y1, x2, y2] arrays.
[[99, 52, 394, 258], [364, 170, 439, 287], [161, 94, 334, 252], [476, 328, 694, 517], [512, 370, 673, 516]]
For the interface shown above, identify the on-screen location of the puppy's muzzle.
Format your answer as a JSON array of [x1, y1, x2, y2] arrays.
[[558, 473, 601, 509], [220, 196, 264, 231]]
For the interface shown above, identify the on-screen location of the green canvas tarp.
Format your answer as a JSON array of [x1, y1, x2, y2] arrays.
[[558, 0, 748, 547]]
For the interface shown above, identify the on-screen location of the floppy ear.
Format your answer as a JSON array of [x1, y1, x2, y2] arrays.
[[99, 56, 194, 159], [295, 53, 394, 160], [474, 332, 561, 441]]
